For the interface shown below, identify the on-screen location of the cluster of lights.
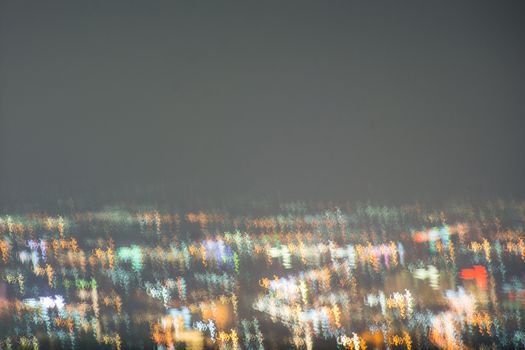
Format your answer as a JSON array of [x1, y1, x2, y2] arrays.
[[0, 201, 525, 349]]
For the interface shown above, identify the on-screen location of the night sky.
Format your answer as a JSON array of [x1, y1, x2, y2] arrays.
[[1, 1, 524, 207]]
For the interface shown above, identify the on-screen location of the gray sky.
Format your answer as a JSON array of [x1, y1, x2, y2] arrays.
[[1, 1, 524, 206]]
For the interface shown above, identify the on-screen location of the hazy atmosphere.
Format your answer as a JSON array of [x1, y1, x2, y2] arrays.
[[1, 2, 525, 350], [2, 1, 525, 207]]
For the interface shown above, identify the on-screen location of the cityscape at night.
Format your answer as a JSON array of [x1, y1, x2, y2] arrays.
[[1, 0, 525, 348], [1, 200, 525, 349]]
